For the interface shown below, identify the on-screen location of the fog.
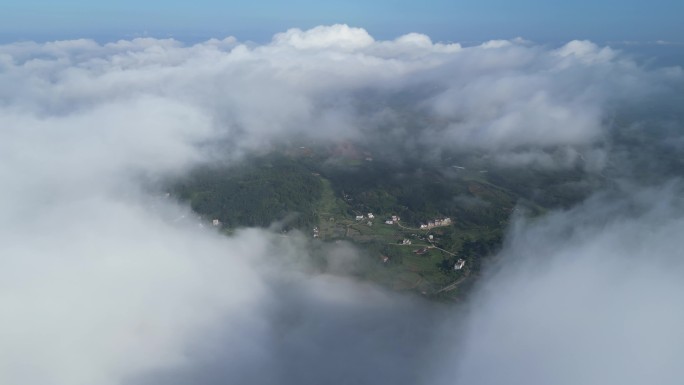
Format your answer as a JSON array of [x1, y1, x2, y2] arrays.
[[434, 184, 684, 385], [1, 25, 684, 385]]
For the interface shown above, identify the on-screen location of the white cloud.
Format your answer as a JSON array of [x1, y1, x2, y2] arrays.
[[0, 197, 270, 385], [272, 24, 375, 50], [554, 39, 617, 63], [3, 23, 677, 162], [434, 185, 684, 385]]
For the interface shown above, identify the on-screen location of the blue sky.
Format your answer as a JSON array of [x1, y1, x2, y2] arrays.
[[1, 0, 683, 44]]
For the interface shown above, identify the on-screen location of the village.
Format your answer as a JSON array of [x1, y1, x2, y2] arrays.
[[173, 143, 523, 300], [352, 212, 452, 230], [314, 207, 467, 279], [420, 217, 452, 229]]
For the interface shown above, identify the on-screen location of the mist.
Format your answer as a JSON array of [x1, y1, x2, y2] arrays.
[[1, 25, 684, 385], [435, 184, 684, 385]]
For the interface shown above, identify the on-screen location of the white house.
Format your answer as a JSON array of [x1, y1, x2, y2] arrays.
[[367, 213, 375, 219], [454, 259, 466, 270], [385, 220, 394, 225], [212, 219, 221, 226], [421, 217, 453, 230], [356, 215, 364, 221]]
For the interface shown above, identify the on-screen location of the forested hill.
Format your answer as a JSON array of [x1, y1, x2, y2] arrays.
[[171, 146, 601, 233], [172, 155, 324, 229], [168, 145, 607, 299]]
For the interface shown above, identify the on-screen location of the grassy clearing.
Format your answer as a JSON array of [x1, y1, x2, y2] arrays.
[[311, 174, 492, 298]]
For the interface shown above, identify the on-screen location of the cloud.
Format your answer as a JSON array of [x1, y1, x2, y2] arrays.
[[273, 24, 375, 50], [432, 183, 684, 385], [0, 197, 266, 385], [1, 24, 683, 385], [2, 24, 680, 166], [129, 273, 449, 385]]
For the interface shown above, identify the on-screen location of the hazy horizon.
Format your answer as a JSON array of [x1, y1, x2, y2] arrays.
[[2, 0, 684, 44]]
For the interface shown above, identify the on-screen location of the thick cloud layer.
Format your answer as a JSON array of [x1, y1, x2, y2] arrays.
[[1, 25, 684, 385], [129, 274, 450, 385], [2, 24, 681, 163], [436, 184, 684, 385]]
